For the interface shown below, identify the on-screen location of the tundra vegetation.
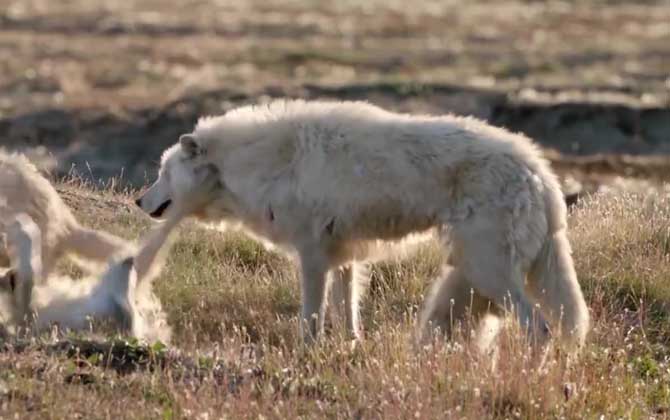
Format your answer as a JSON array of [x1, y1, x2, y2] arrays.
[[2, 179, 670, 418], [1, 0, 669, 417]]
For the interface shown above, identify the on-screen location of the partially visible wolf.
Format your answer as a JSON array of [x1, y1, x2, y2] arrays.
[[0, 212, 174, 342], [136, 99, 589, 350], [0, 163, 220, 341], [0, 151, 128, 270], [0, 151, 128, 321]]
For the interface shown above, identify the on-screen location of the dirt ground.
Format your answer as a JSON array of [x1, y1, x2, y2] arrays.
[[0, 0, 669, 189]]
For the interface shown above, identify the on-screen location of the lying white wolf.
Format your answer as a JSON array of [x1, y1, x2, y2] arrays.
[[136, 99, 589, 349], [0, 151, 128, 321], [0, 163, 220, 341], [0, 212, 175, 343]]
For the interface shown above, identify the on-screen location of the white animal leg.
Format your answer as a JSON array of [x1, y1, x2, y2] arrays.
[[63, 223, 129, 264], [327, 268, 346, 331], [329, 263, 370, 340], [5, 214, 43, 327], [455, 219, 549, 346], [298, 248, 331, 344], [418, 264, 499, 344]]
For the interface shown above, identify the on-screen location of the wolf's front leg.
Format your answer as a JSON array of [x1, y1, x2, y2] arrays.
[[5, 214, 43, 327], [298, 249, 331, 344]]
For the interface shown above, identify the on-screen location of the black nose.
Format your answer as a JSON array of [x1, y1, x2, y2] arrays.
[[135, 198, 142, 208]]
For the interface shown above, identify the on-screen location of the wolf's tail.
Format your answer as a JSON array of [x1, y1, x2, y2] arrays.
[[526, 171, 589, 349]]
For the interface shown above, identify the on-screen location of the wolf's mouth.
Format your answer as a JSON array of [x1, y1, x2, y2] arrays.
[[150, 199, 172, 218]]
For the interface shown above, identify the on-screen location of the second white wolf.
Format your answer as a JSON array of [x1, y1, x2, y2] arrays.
[[0, 151, 129, 322], [0, 212, 174, 343], [0, 151, 128, 273], [0, 163, 220, 341]]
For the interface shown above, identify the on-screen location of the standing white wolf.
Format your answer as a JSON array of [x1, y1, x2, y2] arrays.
[[136, 99, 589, 349]]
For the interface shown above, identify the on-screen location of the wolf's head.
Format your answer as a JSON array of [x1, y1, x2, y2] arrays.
[[136, 134, 221, 220]]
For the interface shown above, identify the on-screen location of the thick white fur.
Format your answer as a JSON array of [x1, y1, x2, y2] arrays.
[[0, 151, 129, 323], [0, 151, 128, 274], [0, 213, 175, 343], [137, 99, 589, 349]]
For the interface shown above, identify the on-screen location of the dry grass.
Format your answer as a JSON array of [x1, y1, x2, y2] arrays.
[[2, 183, 670, 418], [1, 0, 668, 116], [1, 0, 669, 417]]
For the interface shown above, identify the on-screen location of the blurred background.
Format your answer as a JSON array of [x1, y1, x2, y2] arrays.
[[0, 0, 668, 193]]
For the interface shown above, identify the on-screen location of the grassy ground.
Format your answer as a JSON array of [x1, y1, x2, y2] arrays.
[[2, 182, 670, 418], [1, 0, 670, 418]]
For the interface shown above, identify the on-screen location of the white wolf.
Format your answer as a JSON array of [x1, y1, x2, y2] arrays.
[[0, 151, 128, 321], [135, 99, 589, 349], [0, 212, 179, 342]]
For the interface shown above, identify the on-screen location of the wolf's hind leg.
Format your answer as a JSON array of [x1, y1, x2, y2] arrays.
[[329, 262, 370, 340], [454, 219, 549, 347], [418, 264, 499, 344]]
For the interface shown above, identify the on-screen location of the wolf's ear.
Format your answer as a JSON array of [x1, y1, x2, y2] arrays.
[[179, 134, 203, 158]]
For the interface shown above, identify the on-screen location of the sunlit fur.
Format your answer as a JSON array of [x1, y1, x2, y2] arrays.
[[137, 99, 589, 350], [0, 213, 175, 343], [0, 151, 128, 321]]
